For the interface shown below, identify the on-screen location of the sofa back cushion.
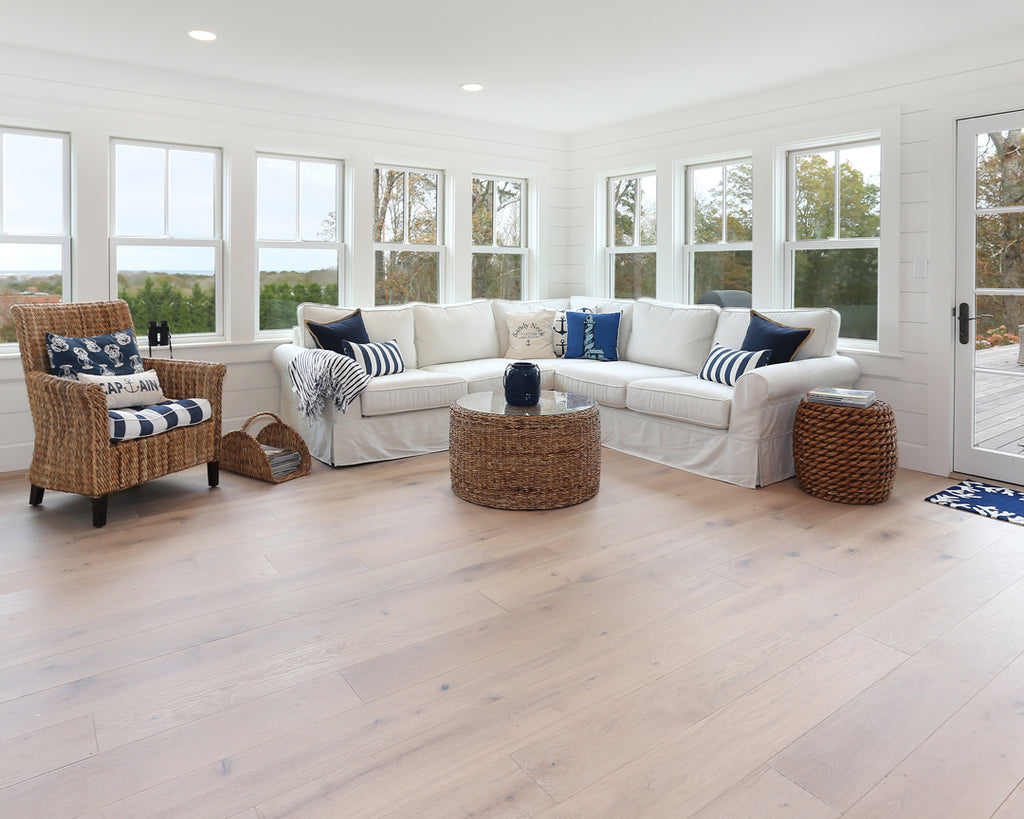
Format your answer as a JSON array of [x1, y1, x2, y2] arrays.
[[414, 301, 499, 367], [714, 307, 840, 360], [297, 302, 418, 368], [626, 299, 721, 373]]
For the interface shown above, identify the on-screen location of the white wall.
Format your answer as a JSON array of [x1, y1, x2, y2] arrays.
[[0, 47, 570, 473]]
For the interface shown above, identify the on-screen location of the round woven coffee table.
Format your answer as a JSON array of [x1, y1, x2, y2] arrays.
[[449, 390, 601, 510], [792, 398, 898, 504]]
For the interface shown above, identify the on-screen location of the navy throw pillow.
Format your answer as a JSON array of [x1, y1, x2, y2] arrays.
[[46, 328, 144, 380], [305, 310, 370, 358], [565, 311, 620, 361], [740, 310, 813, 363]]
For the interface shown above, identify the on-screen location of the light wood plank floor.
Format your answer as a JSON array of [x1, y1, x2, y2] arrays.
[[1, 450, 1023, 817]]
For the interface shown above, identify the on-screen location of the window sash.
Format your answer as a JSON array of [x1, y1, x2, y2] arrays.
[[607, 173, 656, 248], [110, 139, 224, 337], [0, 128, 71, 345], [255, 153, 343, 333], [472, 175, 526, 249], [111, 139, 222, 240], [374, 165, 443, 247]]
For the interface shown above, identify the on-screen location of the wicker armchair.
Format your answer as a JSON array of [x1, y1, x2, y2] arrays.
[[11, 300, 226, 527]]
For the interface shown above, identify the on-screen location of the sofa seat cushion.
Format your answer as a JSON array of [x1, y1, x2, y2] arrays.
[[554, 360, 686, 408], [359, 369, 467, 417], [423, 358, 557, 394], [626, 377, 734, 429]]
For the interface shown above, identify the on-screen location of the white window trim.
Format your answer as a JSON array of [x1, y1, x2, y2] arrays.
[[771, 108, 900, 355], [0, 127, 71, 337], [255, 153, 344, 336], [683, 158, 754, 302], [109, 138, 224, 340]]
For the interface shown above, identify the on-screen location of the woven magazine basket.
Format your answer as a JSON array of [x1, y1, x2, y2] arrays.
[[221, 411, 311, 483], [792, 398, 898, 504]]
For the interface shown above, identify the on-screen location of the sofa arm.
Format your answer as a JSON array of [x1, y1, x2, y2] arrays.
[[733, 355, 861, 411]]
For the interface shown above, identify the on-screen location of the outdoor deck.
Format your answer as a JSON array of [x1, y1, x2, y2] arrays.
[[974, 344, 1024, 455]]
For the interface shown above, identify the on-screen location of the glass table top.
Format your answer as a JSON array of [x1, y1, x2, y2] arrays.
[[454, 390, 595, 417]]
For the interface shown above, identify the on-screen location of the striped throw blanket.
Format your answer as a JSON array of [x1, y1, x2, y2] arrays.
[[287, 348, 372, 421]]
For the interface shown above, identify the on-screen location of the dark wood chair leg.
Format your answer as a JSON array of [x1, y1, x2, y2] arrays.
[[208, 461, 219, 487], [92, 496, 108, 528], [29, 484, 44, 506]]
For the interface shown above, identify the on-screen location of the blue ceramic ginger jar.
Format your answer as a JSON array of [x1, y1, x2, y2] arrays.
[[503, 361, 541, 406]]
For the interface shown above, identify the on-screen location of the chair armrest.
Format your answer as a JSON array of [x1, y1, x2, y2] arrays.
[[23, 370, 111, 457], [143, 357, 227, 404]]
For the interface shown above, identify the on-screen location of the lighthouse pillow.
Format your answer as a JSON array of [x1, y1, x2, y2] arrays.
[[564, 311, 621, 361]]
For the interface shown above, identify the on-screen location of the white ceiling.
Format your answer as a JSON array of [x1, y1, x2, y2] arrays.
[[4, 1, 1024, 134]]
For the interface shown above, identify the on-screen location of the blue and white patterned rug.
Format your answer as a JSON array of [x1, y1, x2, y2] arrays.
[[925, 479, 1024, 526]]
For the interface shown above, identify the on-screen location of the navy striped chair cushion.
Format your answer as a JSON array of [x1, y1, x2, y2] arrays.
[[108, 398, 212, 442], [347, 339, 405, 376], [698, 343, 771, 386]]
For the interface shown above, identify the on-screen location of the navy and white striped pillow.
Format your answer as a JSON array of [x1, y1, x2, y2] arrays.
[[348, 339, 405, 376], [698, 343, 771, 386]]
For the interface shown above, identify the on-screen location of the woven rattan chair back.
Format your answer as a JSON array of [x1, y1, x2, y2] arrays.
[[12, 299, 135, 378]]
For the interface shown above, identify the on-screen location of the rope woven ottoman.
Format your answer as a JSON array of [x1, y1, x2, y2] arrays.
[[449, 390, 601, 510], [792, 398, 898, 504]]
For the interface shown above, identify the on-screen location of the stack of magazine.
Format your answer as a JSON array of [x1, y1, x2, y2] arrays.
[[260, 443, 302, 477], [805, 386, 877, 408]]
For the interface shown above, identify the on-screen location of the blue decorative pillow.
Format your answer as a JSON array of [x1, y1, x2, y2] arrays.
[[305, 310, 370, 358], [348, 338, 405, 376], [46, 329, 144, 380], [565, 311, 620, 361], [740, 310, 813, 363], [698, 343, 772, 386]]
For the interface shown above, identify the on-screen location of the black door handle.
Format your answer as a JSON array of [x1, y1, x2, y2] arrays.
[[958, 302, 994, 344]]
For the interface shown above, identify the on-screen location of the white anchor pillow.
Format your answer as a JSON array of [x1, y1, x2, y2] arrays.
[[78, 369, 166, 409], [45, 329, 145, 380]]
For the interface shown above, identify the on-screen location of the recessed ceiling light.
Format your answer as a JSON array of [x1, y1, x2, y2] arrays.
[[188, 30, 217, 42], [460, 83, 484, 93]]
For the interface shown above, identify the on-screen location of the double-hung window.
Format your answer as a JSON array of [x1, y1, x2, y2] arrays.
[[786, 140, 880, 341], [608, 173, 656, 298], [111, 139, 222, 336], [472, 176, 526, 300], [685, 159, 753, 300], [373, 165, 443, 305], [256, 154, 342, 331], [0, 127, 70, 344]]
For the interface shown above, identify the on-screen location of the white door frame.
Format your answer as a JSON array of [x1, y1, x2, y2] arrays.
[[953, 111, 1024, 485]]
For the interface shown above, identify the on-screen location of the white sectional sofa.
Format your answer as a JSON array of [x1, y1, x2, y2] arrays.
[[270, 296, 860, 488]]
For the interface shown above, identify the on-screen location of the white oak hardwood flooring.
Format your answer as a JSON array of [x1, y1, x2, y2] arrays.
[[0, 449, 1021, 817]]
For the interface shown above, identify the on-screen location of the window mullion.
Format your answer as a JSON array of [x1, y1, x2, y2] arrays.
[[163, 150, 171, 239], [293, 160, 302, 241], [833, 148, 841, 240]]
